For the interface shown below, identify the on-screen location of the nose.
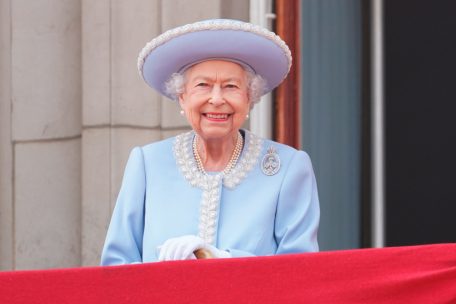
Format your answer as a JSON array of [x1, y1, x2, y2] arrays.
[[208, 85, 224, 106]]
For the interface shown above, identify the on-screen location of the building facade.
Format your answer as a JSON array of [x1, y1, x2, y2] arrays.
[[0, 0, 249, 270]]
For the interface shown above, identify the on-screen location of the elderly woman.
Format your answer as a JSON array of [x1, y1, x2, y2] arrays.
[[101, 19, 320, 265]]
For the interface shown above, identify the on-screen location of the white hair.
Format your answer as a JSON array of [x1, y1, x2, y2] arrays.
[[164, 67, 268, 108]]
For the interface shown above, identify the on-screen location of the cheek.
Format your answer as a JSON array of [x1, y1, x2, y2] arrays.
[[181, 95, 200, 116], [189, 111, 201, 125], [235, 96, 251, 115], [232, 102, 250, 124], [183, 101, 203, 130], [228, 91, 249, 109]]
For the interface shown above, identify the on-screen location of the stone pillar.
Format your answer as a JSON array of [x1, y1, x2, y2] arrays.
[[81, 0, 112, 267], [0, 0, 14, 271], [81, 0, 162, 266], [10, 0, 82, 270]]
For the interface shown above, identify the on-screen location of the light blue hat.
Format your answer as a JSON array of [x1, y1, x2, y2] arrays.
[[137, 19, 292, 100]]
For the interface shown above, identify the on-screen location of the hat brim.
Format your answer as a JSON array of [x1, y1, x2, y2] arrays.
[[140, 25, 291, 100]]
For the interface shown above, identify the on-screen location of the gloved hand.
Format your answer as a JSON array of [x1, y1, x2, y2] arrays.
[[158, 235, 231, 261]]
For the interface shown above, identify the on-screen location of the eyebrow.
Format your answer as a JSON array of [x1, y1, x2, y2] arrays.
[[190, 76, 213, 83], [223, 78, 243, 83]]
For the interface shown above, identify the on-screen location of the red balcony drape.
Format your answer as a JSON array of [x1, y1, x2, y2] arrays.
[[1, 244, 455, 303]]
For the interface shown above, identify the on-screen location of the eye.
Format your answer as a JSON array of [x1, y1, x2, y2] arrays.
[[196, 82, 209, 87], [225, 83, 239, 89]]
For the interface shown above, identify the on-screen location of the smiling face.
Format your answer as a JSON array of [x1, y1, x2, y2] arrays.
[[178, 60, 251, 141]]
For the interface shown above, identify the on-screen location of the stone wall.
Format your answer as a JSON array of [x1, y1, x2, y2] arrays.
[[0, 0, 249, 270]]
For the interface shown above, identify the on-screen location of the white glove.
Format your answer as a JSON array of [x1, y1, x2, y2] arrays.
[[158, 235, 231, 261]]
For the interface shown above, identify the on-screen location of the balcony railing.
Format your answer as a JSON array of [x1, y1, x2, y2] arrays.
[[1, 243, 455, 303]]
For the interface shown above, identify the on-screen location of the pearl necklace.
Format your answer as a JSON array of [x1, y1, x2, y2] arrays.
[[192, 132, 243, 175]]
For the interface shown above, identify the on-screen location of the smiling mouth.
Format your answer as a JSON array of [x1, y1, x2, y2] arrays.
[[203, 113, 232, 121]]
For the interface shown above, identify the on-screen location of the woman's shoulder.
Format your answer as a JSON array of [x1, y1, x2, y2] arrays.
[[129, 133, 184, 170], [258, 135, 310, 161]]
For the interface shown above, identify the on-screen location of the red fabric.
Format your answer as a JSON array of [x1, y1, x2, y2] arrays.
[[1, 244, 455, 303]]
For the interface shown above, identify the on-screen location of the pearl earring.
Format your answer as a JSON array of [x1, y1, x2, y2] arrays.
[[246, 113, 250, 119], [180, 110, 185, 116]]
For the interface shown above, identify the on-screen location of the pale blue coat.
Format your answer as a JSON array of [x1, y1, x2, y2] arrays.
[[101, 130, 320, 265]]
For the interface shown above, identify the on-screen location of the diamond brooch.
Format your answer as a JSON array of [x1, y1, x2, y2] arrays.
[[261, 146, 280, 176]]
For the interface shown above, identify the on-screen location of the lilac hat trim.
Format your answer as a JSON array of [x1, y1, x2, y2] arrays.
[[137, 19, 292, 100]]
